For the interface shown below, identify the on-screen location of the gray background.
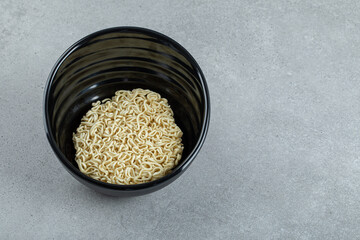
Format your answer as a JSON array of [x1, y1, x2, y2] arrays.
[[1, 0, 360, 239]]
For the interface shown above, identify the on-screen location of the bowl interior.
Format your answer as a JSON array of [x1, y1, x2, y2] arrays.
[[45, 28, 207, 178]]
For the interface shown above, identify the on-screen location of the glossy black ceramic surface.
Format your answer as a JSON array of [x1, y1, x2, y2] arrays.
[[44, 27, 210, 196]]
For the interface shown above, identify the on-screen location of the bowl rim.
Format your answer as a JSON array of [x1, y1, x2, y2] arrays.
[[43, 26, 210, 191]]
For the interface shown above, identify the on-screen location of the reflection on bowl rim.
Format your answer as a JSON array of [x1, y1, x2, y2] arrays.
[[43, 26, 210, 191]]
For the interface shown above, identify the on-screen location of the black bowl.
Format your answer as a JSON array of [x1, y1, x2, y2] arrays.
[[44, 27, 210, 196]]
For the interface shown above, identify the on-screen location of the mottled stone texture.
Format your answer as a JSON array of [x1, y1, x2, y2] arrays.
[[1, 0, 360, 239]]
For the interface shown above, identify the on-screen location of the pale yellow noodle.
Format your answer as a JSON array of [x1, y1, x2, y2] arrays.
[[73, 88, 184, 185]]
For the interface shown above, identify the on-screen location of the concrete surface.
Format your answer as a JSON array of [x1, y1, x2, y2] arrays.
[[1, 0, 360, 239]]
